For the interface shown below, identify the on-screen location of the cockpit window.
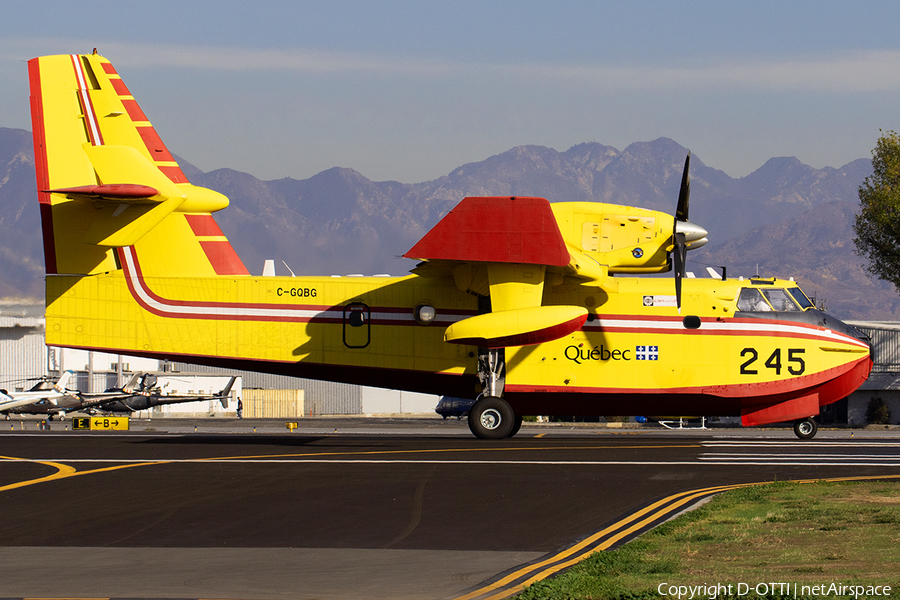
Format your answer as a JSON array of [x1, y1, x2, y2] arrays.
[[788, 287, 814, 309], [737, 288, 772, 312], [737, 287, 804, 312], [762, 288, 801, 311]]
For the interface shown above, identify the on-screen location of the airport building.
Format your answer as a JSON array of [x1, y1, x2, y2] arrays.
[[0, 301, 47, 388], [3, 299, 900, 424], [846, 321, 900, 426]]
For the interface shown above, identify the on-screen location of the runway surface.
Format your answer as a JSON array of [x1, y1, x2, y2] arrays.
[[1, 418, 900, 599]]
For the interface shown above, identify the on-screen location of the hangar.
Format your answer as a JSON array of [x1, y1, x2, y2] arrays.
[[846, 321, 900, 426]]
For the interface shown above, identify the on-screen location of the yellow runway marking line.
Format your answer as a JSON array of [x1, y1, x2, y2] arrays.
[[0, 455, 169, 493], [3, 445, 701, 465], [196, 443, 702, 462], [0, 444, 701, 492], [455, 473, 900, 600], [0, 442, 701, 463], [0, 454, 76, 492], [453, 481, 753, 600], [495, 486, 755, 599]]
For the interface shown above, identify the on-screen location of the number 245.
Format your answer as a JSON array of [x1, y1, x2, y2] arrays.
[[740, 348, 805, 376]]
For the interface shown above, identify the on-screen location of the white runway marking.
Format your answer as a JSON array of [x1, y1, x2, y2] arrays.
[[700, 439, 900, 466]]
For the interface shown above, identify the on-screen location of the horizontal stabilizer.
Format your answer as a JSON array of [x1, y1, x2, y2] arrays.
[[84, 145, 185, 200], [46, 145, 231, 248], [46, 184, 159, 199], [445, 305, 588, 348]]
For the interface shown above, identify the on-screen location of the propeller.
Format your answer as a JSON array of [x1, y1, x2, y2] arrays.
[[671, 152, 708, 309], [676, 152, 691, 223], [673, 230, 687, 309]]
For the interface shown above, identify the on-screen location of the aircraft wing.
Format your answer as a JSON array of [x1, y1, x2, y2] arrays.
[[404, 197, 588, 347], [402, 193, 710, 347], [405, 196, 571, 267]]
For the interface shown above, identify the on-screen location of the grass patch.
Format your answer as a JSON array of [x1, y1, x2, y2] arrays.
[[515, 480, 900, 599]]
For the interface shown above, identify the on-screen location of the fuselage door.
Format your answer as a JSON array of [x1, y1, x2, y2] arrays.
[[343, 303, 371, 348]]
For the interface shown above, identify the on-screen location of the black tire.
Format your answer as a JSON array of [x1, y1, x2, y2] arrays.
[[793, 418, 818, 440], [468, 396, 514, 439], [508, 415, 523, 438]]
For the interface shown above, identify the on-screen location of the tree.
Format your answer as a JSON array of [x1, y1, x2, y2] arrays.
[[854, 130, 900, 293], [866, 397, 891, 425]]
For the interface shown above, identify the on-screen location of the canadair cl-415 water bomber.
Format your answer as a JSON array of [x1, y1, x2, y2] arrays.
[[28, 52, 872, 439]]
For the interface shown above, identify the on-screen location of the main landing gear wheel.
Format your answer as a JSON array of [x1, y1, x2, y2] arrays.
[[468, 396, 515, 439], [793, 418, 818, 440]]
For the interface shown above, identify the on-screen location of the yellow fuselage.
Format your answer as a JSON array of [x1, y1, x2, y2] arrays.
[[46, 257, 871, 419]]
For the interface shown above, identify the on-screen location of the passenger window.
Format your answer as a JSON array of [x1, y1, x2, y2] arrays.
[[762, 288, 800, 311], [737, 288, 772, 312]]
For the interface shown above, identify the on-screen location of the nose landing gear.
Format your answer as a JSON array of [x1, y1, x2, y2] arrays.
[[793, 417, 818, 440]]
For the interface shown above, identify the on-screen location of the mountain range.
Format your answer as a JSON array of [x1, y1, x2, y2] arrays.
[[1, 126, 896, 320]]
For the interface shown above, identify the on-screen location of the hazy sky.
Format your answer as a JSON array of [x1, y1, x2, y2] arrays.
[[2, 1, 899, 183]]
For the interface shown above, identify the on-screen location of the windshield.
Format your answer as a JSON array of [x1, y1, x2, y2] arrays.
[[761, 288, 801, 311], [736, 287, 802, 312], [788, 286, 814, 309]]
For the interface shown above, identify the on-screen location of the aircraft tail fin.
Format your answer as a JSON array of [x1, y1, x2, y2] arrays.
[[121, 372, 143, 393], [53, 370, 74, 394], [217, 377, 237, 408], [29, 52, 248, 277], [220, 376, 238, 397]]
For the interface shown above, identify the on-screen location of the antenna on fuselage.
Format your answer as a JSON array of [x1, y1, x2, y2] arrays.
[[705, 266, 728, 281]]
